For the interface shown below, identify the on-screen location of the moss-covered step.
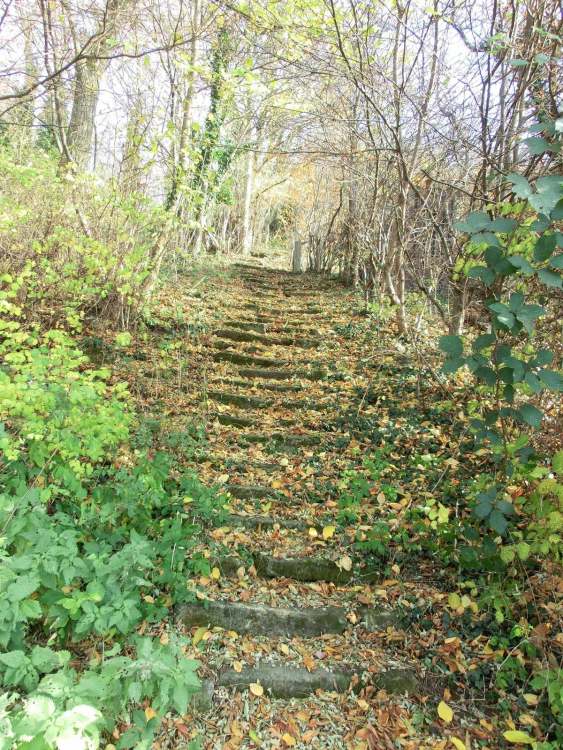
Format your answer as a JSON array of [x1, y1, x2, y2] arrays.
[[210, 413, 256, 429], [237, 432, 324, 447], [223, 514, 312, 531], [206, 390, 273, 409], [214, 328, 318, 349], [210, 377, 302, 392], [178, 600, 348, 637], [178, 600, 399, 637], [224, 484, 279, 500], [223, 320, 268, 333], [238, 367, 326, 381], [253, 553, 353, 583], [216, 665, 418, 699], [213, 351, 288, 368]]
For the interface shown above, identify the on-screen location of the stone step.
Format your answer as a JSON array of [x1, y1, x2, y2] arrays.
[[211, 377, 302, 392], [214, 328, 318, 349], [223, 514, 313, 531], [206, 390, 273, 410], [179, 601, 347, 637], [211, 550, 380, 585], [223, 320, 268, 333], [224, 484, 279, 500], [213, 351, 288, 369], [212, 664, 418, 699], [236, 431, 325, 447], [178, 600, 398, 638], [238, 367, 326, 381], [211, 412, 256, 429]]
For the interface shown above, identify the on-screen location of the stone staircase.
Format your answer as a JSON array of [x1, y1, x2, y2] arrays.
[[181, 264, 419, 726]]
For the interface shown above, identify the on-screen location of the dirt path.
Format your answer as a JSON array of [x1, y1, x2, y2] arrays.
[[172, 264, 430, 749]]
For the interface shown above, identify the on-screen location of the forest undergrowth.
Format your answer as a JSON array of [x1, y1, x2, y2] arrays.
[[0, 145, 562, 750]]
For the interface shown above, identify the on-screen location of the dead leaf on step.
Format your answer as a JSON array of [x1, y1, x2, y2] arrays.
[[249, 682, 264, 697]]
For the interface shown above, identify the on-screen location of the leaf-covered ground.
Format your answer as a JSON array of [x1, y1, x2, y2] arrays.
[[103, 262, 561, 750]]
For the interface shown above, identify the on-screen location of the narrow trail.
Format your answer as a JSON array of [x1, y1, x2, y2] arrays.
[[176, 263, 432, 749]]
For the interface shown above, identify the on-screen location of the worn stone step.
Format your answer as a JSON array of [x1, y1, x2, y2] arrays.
[[223, 320, 268, 333], [206, 390, 273, 410], [238, 432, 324, 447], [223, 514, 312, 531], [213, 351, 287, 369], [224, 484, 279, 500], [253, 553, 353, 583], [211, 378, 302, 392], [211, 413, 256, 429], [179, 600, 399, 638], [179, 600, 347, 637], [214, 328, 318, 349], [215, 664, 418, 699], [238, 367, 326, 381]]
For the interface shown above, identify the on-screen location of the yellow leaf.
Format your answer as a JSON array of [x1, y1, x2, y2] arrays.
[[192, 626, 207, 646], [211, 567, 221, 580], [523, 693, 539, 706], [144, 706, 157, 721], [322, 525, 336, 540], [503, 730, 535, 744], [279, 643, 290, 655], [448, 593, 462, 610], [233, 660, 243, 673], [249, 682, 264, 697], [337, 555, 353, 571], [451, 739, 466, 750], [308, 527, 318, 538], [282, 734, 296, 747], [438, 701, 453, 724]]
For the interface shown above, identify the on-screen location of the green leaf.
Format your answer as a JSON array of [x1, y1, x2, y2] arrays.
[[533, 234, 556, 261], [537, 268, 562, 288], [549, 254, 563, 269], [539, 369, 563, 391], [489, 510, 508, 535], [6, 575, 39, 602], [439, 335, 463, 356], [518, 404, 543, 428], [507, 255, 534, 275], [489, 217, 518, 232], [0, 650, 27, 668], [524, 136, 559, 155], [507, 173, 532, 199], [473, 333, 496, 351], [516, 542, 531, 560], [455, 211, 491, 234], [553, 450, 563, 473], [468, 265, 495, 285]]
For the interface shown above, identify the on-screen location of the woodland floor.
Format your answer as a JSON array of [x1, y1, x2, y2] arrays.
[[102, 261, 561, 750]]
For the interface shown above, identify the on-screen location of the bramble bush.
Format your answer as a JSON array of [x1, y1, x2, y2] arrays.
[[0, 320, 224, 749], [0, 146, 175, 330]]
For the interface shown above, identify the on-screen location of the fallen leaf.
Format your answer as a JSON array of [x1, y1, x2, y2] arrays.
[[211, 567, 221, 580], [523, 693, 539, 706], [233, 661, 243, 673], [308, 527, 318, 538], [249, 682, 264, 697], [438, 701, 453, 724], [282, 734, 296, 747], [337, 555, 353, 571], [192, 626, 207, 646], [451, 739, 466, 750], [322, 525, 336, 540], [503, 730, 535, 744], [145, 706, 157, 721]]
